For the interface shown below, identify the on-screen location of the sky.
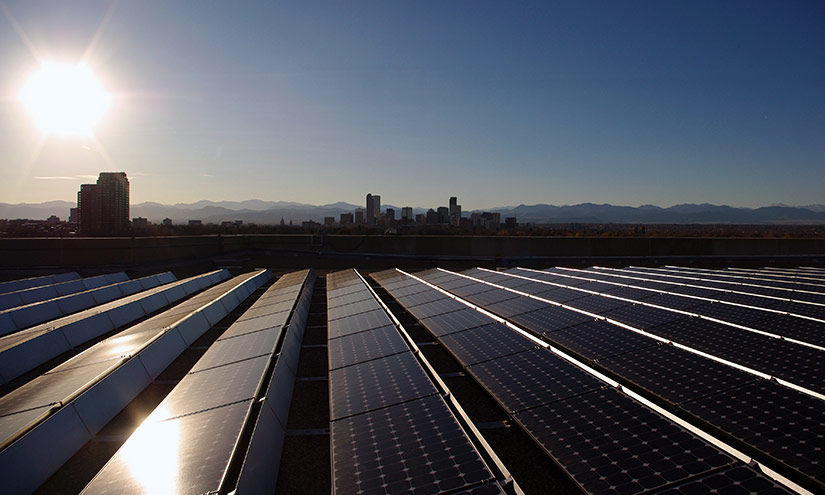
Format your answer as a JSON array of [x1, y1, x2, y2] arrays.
[[0, 1, 823, 210]]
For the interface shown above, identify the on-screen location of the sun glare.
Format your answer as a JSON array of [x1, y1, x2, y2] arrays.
[[19, 62, 111, 136]]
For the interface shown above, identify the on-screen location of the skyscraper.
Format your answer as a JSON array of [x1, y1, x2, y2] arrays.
[[78, 172, 130, 236], [449, 196, 461, 226], [365, 193, 381, 224]]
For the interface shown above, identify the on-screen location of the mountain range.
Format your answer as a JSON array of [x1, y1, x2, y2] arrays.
[[2, 200, 825, 225]]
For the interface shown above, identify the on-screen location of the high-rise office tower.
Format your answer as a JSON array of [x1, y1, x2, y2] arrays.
[[449, 196, 461, 226], [366, 193, 381, 224], [78, 172, 130, 235]]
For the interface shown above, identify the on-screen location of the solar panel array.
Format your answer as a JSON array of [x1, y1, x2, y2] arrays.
[[327, 269, 505, 495], [0, 272, 129, 311], [0, 264, 820, 493], [375, 266, 824, 494], [0, 269, 272, 494], [0, 272, 79, 295], [372, 269, 796, 495], [82, 269, 315, 494], [0, 271, 175, 336], [0, 270, 229, 385]]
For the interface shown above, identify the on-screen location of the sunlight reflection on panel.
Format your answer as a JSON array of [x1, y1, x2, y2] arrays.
[[121, 405, 180, 495]]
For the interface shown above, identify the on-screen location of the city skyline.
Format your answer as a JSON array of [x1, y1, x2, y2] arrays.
[[1, 2, 823, 209]]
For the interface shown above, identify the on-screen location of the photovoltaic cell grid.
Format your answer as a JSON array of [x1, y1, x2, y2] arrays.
[[81, 269, 312, 495], [377, 271, 774, 495], [328, 269, 502, 495], [467, 266, 825, 492], [332, 395, 498, 495], [513, 388, 736, 495], [509, 268, 825, 397]]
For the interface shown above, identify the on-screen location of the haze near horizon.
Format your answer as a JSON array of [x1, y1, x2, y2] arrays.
[[1, 1, 823, 210]]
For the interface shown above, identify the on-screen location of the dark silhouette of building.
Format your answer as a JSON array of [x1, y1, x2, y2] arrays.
[[366, 193, 381, 225], [78, 172, 130, 236], [449, 196, 461, 226]]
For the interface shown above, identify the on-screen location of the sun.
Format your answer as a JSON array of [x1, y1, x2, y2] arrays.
[[19, 62, 111, 136]]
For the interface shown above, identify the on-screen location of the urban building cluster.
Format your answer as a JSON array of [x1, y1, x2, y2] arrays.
[[314, 193, 514, 230], [66, 176, 515, 235]]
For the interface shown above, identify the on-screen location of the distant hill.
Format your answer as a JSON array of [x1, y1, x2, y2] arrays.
[[3, 200, 825, 225]]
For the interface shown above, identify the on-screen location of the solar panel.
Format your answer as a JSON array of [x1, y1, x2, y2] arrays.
[[191, 328, 281, 372], [599, 344, 759, 406], [0, 358, 118, 422], [418, 308, 492, 337], [509, 306, 595, 334], [564, 295, 632, 315], [667, 285, 720, 298], [484, 297, 548, 317], [436, 276, 482, 291], [466, 348, 604, 413], [154, 352, 268, 418], [682, 380, 825, 487], [406, 298, 466, 320], [464, 289, 520, 307], [692, 302, 772, 326], [327, 309, 393, 339], [237, 300, 294, 322], [80, 400, 252, 495], [573, 281, 618, 293], [503, 281, 554, 296], [327, 298, 383, 321], [650, 317, 771, 355], [513, 388, 734, 494], [395, 289, 448, 308], [328, 324, 410, 370], [656, 464, 792, 494], [715, 292, 785, 309], [721, 339, 825, 394], [438, 323, 536, 366], [532, 286, 588, 303], [494, 276, 542, 289], [329, 351, 438, 420], [601, 285, 658, 300], [784, 301, 825, 320], [331, 395, 497, 495], [601, 304, 687, 329], [449, 284, 499, 298], [638, 293, 707, 311], [545, 320, 657, 360], [326, 291, 375, 309], [384, 283, 433, 298], [753, 314, 825, 346]]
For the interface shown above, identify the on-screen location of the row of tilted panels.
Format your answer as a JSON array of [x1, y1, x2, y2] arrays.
[[0, 265, 823, 494], [0, 267, 314, 494]]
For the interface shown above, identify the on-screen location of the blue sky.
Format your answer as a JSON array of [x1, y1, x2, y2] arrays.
[[1, 1, 823, 209]]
